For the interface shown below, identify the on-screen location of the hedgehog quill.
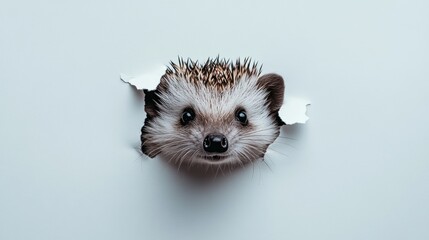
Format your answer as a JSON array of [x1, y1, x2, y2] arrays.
[[141, 57, 285, 170]]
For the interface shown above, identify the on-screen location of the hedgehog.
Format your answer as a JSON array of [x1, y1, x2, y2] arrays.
[[141, 57, 285, 171]]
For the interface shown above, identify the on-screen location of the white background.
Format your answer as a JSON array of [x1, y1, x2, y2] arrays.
[[1, 0, 428, 239]]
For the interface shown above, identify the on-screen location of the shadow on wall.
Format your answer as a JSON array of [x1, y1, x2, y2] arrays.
[[281, 122, 306, 140]]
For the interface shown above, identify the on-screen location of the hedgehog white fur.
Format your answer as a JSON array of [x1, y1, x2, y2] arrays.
[[141, 57, 285, 171]]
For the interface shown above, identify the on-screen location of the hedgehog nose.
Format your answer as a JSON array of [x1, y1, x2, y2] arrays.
[[203, 134, 228, 153]]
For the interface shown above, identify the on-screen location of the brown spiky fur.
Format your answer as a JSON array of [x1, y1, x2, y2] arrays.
[[163, 57, 262, 91]]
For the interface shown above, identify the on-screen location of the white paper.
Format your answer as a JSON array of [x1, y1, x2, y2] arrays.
[[279, 97, 311, 125], [120, 65, 167, 90], [121, 67, 310, 125]]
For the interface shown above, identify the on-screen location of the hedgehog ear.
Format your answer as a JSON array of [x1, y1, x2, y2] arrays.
[[257, 73, 285, 112], [143, 89, 160, 118]]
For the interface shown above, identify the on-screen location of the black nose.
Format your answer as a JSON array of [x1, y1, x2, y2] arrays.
[[203, 134, 228, 153]]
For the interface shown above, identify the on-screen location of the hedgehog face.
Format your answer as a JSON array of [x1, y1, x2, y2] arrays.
[[141, 58, 284, 170]]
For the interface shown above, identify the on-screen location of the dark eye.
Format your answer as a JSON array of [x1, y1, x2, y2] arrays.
[[236, 109, 248, 125], [181, 108, 195, 125]]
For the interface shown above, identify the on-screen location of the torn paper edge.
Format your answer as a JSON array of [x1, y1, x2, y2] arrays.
[[120, 65, 167, 90], [279, 97, 311, 125]]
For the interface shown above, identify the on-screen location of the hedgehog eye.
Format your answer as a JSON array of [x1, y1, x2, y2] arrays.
[[235, 109, 248, 126], [181, 108, 195, 125]]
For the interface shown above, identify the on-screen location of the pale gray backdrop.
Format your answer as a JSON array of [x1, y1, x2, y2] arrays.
[[1, 0, 428, 239]]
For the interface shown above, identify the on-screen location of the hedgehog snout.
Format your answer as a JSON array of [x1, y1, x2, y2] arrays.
[[203, 134, 228, 153]]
